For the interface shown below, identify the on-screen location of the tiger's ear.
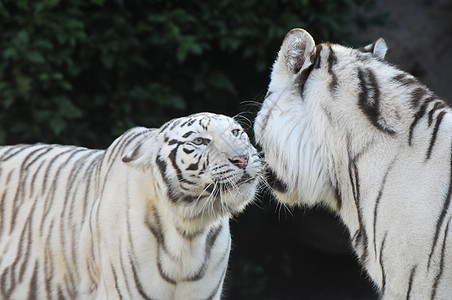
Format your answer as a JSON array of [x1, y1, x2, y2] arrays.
[[122, 144, 144, 164], [361, 38, 388, 59], [122, 130, 158, 170], [274, 28, 316, 76]]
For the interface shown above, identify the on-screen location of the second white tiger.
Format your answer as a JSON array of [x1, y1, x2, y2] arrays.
[[0, 112, 262, 299], [255, 29, 452, 299]]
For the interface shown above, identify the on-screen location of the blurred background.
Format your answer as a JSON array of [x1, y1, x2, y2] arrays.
[[0, 0, 451, 299]]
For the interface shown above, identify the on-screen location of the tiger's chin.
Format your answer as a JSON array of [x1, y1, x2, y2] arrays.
[[175, 176, 259, 225], [208, 175, 259, 215]]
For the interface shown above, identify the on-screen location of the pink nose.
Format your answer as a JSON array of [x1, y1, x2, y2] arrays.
[[230, 155, 249, 169]]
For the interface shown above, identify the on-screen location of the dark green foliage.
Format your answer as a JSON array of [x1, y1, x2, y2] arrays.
[[0, 0, 382, 148]]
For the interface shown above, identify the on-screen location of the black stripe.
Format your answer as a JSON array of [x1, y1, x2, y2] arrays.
[[156, 155, 181, 203], [0, 144, 32, 161], [8, 146, 52, 228], [186, 119, 196, 127], [111, 265, 124, 300], [393, 73, 418, 87], [180, 118, 193, 127], [156, 156, 170, 187], [426, 110, 446, 160], [175, 225, 204, 240], [28, 261, 38, 299], [265, 166, 288, 193], [157, 256, 177, 285], [352, 159, 368, 264], [168, 139, 180, 146], [373, 158, 395, 257], [406, 266, 416, 300], [410, 87, 428, 108], [431, 217, 450, 300], [39, 148, 85, 235], [62, 151, 98, 273], [358, 68, 395, 135], [297, 64, 315, 98], [379, 232, 388, 296], [130, 258, 155, 300], [326, 44, 338, 91], [347, 137, 372, 264], [0, 267, 13, 298], [144, 208, 177, 285], [378, 232, 388, 298], [169, 120, 181, 130], [159, 121, 171, 133], [186, 158, 200, 171], [145, 207, 165, 249], [0, 192, 6, 234], [122, 144, 141, 163], [312, 44, 322, 69], [408, 97, 436, 146], [44, 222, 55, 298], [202, 267, 227, 300], [183, 148, 194, 154], [428, 142, 452, 269], [182, 131, 195, 138], [9, 214, 32, 290], [332, 178, 342, 211], [264, 91, 273, 99], [428, 102, 447, 127], [105, 129, 142, 164], [186, 225, 223, 281], [19, 203, 36, 281], [41, 148, 77, 196], [119, 248, 133, 296], [23, 146, 53, 170], [168, 145, 195, 186]]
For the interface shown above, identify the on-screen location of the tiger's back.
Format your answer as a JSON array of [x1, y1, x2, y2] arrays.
[[0, 143, 104, 298]]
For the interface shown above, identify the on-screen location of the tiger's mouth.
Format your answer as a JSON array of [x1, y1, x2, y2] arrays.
[[204, 173, 255, 193]]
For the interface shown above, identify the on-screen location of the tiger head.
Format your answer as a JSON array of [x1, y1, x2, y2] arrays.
[[254, 28, 423, 210], [124, 113, 261, 230]]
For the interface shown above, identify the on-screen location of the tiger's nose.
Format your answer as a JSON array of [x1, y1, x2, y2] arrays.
[[230, 154, 249, 169]]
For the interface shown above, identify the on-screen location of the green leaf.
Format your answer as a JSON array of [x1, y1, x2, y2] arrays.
[[50, 118, 66, 136], [53, 96, 83, 119], [39, 73, 49, 80], [101, 55, 114, 69], [3, 48, 17, 60], [51, 73, 63, 80], [26, 51, 45, 64]]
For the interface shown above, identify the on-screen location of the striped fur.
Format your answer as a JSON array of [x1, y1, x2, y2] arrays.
[[0, 112, 261, 299], [254, 29, 452, 299]]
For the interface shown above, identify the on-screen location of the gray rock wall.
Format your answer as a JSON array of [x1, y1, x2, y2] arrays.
[[365, 0, 452, 102]]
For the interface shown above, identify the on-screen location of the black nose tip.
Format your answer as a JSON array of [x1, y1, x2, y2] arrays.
[[230, 154, 249, 169]]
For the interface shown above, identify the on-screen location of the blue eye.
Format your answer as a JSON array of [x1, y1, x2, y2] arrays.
[[231, 129, 240, 137], [193, 138, 203, 145], [192, 137, 210, 145]]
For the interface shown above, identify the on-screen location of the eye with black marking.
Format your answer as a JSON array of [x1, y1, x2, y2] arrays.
[[192, 137, 210, 146], [231, 129, 241, 137], [193, 138, 204, 145]]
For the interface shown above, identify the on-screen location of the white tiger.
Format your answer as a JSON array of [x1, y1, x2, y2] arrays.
[[0, 112, 261, 300], [254, 28, 452, 299]]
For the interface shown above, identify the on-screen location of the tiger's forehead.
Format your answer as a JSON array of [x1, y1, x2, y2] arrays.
[[159, 113, 240, 136]]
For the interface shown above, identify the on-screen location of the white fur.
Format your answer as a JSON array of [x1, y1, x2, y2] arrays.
[[255, 29, 452, 299]]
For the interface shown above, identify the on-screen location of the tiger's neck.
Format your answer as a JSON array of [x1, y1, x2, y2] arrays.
[[332, 135, 400, 238]]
